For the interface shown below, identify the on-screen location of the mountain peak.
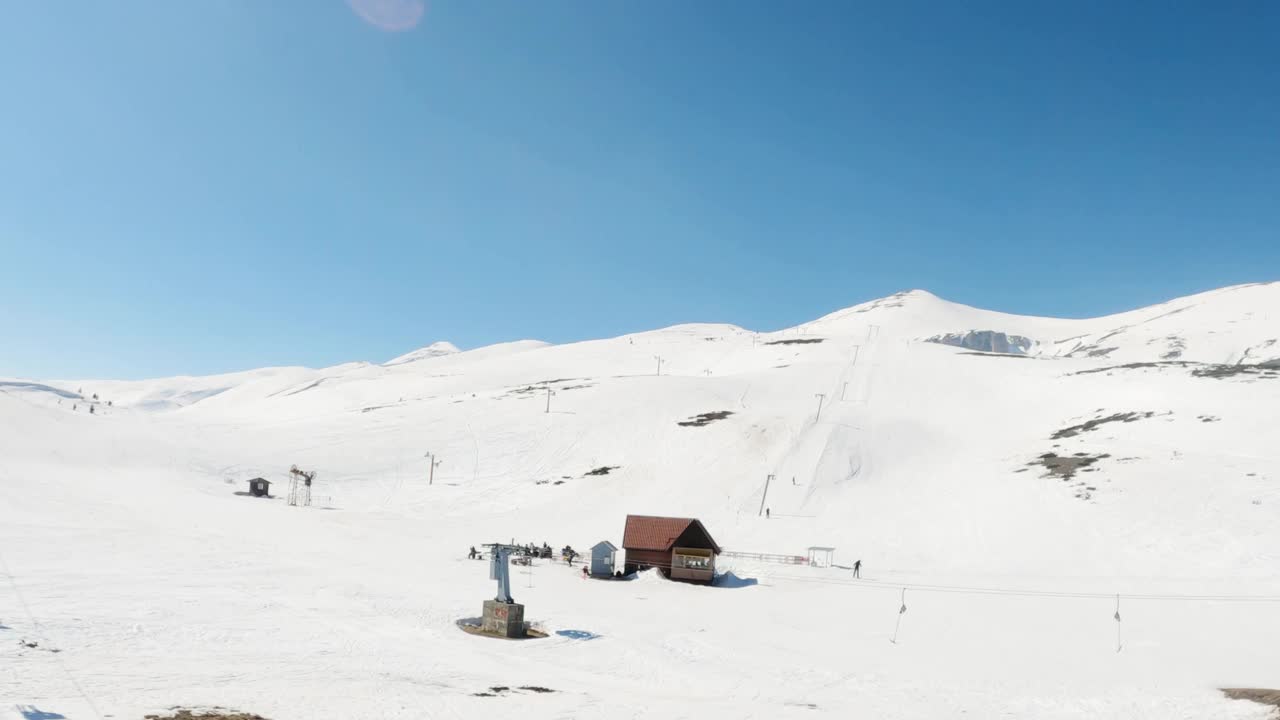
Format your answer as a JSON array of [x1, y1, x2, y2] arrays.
[[384, 341, 461, 366], [899, 288, 938, 299]]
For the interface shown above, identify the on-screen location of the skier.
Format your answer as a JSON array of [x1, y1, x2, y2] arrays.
[[582, 565, 589, 579], [792, 476, 796, 486], [468, 546, 478, 560], [853, 559, 861, 578], [765, 508, 771, 519]]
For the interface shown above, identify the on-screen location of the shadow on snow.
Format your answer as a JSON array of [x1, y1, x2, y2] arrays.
[[555, 629, 601, 641]]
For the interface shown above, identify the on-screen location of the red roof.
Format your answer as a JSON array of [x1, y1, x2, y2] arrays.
[[622, 515, 721, 553]]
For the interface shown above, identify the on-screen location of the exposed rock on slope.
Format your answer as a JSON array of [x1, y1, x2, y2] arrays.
[[926, 330, 1033, 354]]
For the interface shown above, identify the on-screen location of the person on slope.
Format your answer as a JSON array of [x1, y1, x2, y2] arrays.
[[468, 546, 478, 560], [852, 559, 861, 578]]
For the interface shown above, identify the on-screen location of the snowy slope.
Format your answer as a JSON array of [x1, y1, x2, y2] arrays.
[[814, 283, 1280, 364], [385, 341, 462, 365], [2, 284, 1279, 720]]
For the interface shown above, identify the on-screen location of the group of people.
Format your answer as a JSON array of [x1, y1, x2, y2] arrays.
[[506, 541, 555, 559], [467, 542, 577, 564]]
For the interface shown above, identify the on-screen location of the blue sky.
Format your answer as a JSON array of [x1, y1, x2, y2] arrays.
[[2, 1, 1277, 379]]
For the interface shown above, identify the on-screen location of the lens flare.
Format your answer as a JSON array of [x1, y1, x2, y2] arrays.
[[346, 0, 425, 32]]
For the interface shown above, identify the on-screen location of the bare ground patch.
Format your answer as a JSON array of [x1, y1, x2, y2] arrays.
[[1072, 361, 1192, 376], [1222, 688, 1280, 714], [456, 618, 549, 641], [764, 338, 824, 346], [145, 709, 270, 720], [1073, 360, 1280, 381], [1160, 334, 1186, 359], [1029, 452, 1111, 481], [1026, 452, 1110, 500], [1030, 410, 1158, 499], [472, 685, 557, 697], [503, 379, 596, 398], [1194, 362, 1280, 379], [1052, 412, 1155, 440], [678, 410, 734, 427]]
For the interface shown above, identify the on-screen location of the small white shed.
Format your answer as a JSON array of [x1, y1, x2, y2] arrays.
[[807, 546, 836, 568], [590, 540, 618, 577]]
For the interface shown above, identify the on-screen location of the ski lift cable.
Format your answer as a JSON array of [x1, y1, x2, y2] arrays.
[[0, 547, 107, 720], [757, 572, 1280, 602]]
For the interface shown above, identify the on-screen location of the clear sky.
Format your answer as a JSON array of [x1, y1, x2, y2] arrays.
[[2, 1, 1277, 379]]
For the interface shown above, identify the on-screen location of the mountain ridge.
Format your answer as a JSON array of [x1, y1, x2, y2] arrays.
[[15, 282, 1278, 394]]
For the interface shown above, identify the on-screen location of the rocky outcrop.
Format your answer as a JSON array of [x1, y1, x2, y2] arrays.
[[926, 330, 1034, 355]]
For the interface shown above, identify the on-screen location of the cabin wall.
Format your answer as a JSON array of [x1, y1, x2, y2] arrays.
[[670, 547, 715, 583], [623, 548, 669, 574], [673, 524, 718, 553]]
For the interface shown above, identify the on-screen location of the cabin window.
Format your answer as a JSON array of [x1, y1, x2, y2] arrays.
[[674, 554, 710, 570]]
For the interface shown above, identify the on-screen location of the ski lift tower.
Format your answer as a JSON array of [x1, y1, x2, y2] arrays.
[[287, 465, 316, 507], [479, 543, 526, 638]]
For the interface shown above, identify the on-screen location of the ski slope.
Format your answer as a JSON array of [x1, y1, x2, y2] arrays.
[[2, 283, 1279, 719]]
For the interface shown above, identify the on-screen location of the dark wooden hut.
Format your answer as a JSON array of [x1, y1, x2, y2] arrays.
[[248, 477, 271, 497], [621, 515, 721, 583]]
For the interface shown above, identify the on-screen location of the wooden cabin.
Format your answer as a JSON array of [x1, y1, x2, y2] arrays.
[[248, 477, 271, 497], [621, 515, 721, 583]]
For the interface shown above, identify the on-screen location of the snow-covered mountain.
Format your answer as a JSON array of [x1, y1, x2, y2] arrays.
[[817, 283, 1280, 364], [2, 282, 1278, 720], [385, 340, 462, 365]]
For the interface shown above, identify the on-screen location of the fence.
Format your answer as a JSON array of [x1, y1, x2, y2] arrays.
[[720, 550, 807, 565]]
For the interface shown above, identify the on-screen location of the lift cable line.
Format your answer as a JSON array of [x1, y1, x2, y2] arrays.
[[564, 556, 1280, 603], [554, 557, 1280, 603], [0, 548, 107, 720], [759, 573, 1280, 603]]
